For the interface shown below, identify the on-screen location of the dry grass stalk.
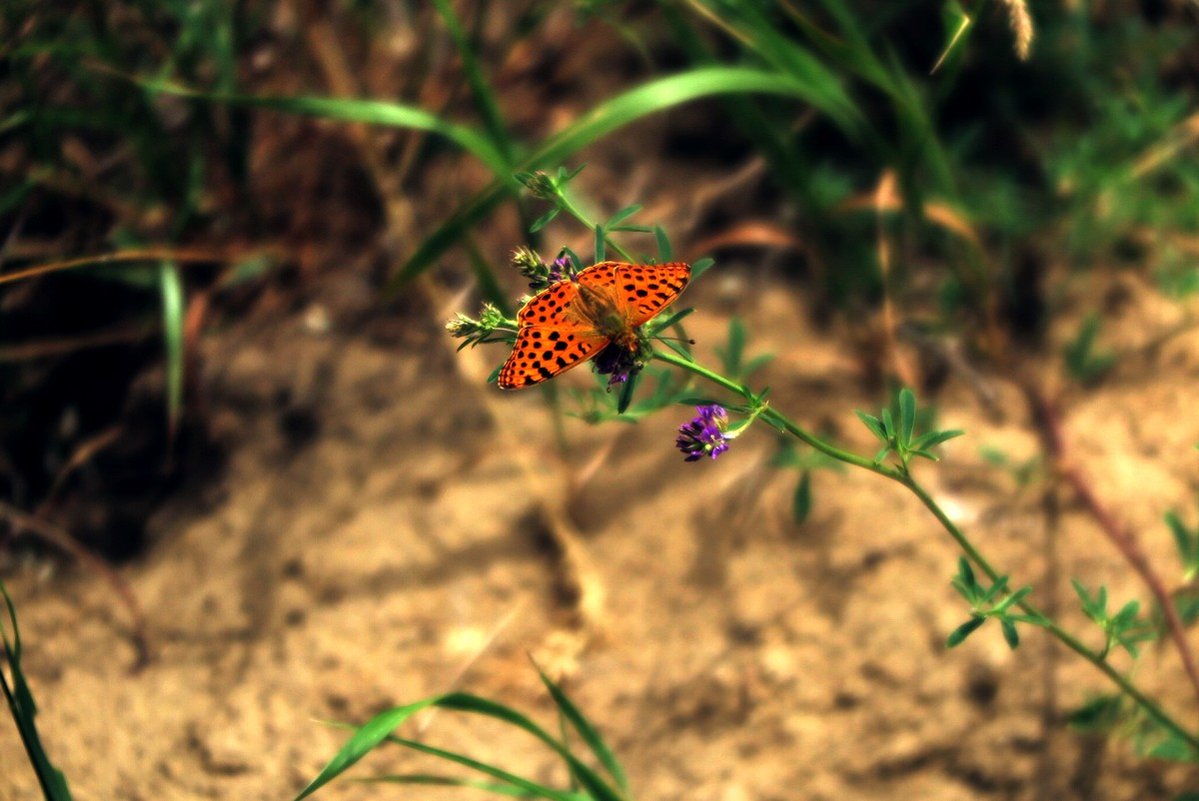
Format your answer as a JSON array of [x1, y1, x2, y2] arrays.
[[1000, 0, 1034, 60]]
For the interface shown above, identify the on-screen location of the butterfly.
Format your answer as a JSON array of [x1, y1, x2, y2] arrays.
[[497, 261, 691, 389]]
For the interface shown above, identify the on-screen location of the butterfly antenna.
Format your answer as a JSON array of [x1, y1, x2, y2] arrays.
[[654, 334, 697, 345]]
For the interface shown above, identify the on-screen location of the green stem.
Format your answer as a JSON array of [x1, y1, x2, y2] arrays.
[[553, 191, 635, 262], [653, 347, 1199, 754]]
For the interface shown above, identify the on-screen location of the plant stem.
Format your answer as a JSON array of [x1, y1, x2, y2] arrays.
[[653, 347, 1199, 753], [553, 191, 636, 262], [1022, 381, 1199, 708]]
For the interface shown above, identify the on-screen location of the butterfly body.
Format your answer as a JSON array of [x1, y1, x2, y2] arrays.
[[497, 261, 691, 389]]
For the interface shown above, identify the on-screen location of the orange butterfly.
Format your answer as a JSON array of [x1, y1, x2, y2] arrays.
[[497, 261, 691, 389]]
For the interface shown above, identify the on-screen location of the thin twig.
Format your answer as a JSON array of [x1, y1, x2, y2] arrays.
[[873, 169, 919, 388], [1022, 381, 1199, 707], [0, 502, 150, 669], [0, 248, 237, 286]]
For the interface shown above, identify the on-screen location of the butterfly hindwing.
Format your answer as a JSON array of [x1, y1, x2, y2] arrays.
[[497, 324, 608, 389]]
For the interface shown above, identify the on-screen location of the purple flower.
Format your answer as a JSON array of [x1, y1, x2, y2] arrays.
[[513, 248, 576, 291], [676, 405, 730, 462], [546, 254, 572, 286], [592, 343, 636, 386]]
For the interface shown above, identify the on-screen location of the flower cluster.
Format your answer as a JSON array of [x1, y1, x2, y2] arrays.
[[512, 247, 574, 291], [676, 405, 731, 462], [592, 334, 652, 388], [445, 302, 510, 348], [515, 170, 556, 200]]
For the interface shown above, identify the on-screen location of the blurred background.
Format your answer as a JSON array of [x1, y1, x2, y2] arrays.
[[3, 1, 1199, 799]]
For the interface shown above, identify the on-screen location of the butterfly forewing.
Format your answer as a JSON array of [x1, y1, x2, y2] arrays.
[[517, 279, 580, 325], [497, 324, 607, 388], [578, 261, 691, 326]]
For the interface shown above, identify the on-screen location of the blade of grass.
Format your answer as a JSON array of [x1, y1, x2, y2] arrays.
[[297, 692, 624, 801], [361, 773, 589, 799], [0, 581, 74, 801], [382, 738, 580, 801], [158, 261, 185, 439], [107, 70, 511, 176], [681, 1, 862, 135], [535, 666, 629, 795], [0, 248, 232, 286], [432, 0, 517, 165], [465, 236, 513, 316], [393, 65, 866, 291], [294, 697, 442, 800], [664, 8, 826, 214]]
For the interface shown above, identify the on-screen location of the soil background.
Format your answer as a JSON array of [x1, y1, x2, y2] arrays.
[[4, 5, 1199, 800]]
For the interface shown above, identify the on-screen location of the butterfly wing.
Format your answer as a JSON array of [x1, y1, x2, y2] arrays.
[[497, 323, 608, 389], [577, 261, 691, 327], [499, 281, 608, 389], [517, 278, 581, 325], [497, 262, 690, 389]]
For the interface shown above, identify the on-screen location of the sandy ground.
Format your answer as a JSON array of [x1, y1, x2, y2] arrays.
[[4, 261, 1199, 801], [5, 7, 1199, 798]]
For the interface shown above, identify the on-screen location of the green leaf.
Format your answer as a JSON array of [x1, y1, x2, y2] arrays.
[[1166, 511, 1197, 573], [1001, 619, 1020, 650], [1150, 736, 1199, 764], [743, 353, 775, 378], [719, 318, 747, 375], [691, 257, 716, 278], [980, 575, 1010, 604], [855, 410, 886, 441], [608, 204, 642, 227], [1071, 579, 1092, 609], [898, 388, 916, 447], [1113, 600, 1141, 626], [957, 557, 977, 591], [650, 308, 694, 333], [992, 586, 1032, 614], [1068, 694, 1122, 731], [881, 407, 895, 439], [616, 370, 638, 415], [594, 224, 606, 262], [912, 429, 965, 450], [1063, 313, 1117, 385], [562, 248, 584, 272], [530, 207, 560, 233], [793, 470, 812, 524], [560, 164, 586, 182], [947, 616, 986, 647], [655, 226, 673, 260]]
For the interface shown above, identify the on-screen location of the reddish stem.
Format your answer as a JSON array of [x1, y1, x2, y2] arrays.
[[1022, 382, 1199, 707]]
